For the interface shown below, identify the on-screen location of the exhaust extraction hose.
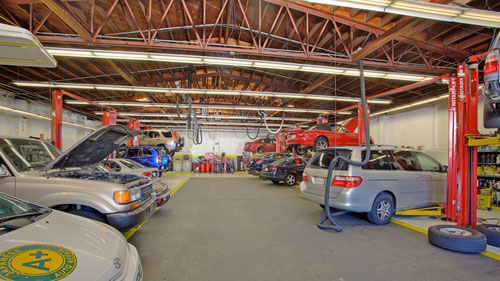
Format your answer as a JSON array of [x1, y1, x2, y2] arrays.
[[318, 60, 371, 232]]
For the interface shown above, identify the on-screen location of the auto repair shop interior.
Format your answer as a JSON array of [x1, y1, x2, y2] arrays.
[[1, 0, 500, 280]]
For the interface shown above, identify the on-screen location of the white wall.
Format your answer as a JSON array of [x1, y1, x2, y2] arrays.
[[177, 129, 269, 156], [0, 89, 99, 150], [369, 97, 496, 150]]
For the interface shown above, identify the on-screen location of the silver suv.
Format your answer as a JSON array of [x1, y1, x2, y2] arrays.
[[139, 129, 184, 156], [0, 125, 169, 232], [300, 146, 447, 225]]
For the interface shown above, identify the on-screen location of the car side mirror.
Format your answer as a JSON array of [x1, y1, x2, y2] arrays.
[[441, 165, 448, 173], [0, 164, 10, 177]]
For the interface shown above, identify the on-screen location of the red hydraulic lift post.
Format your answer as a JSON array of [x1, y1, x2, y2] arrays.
[[51, 91, 63, 150], [127, 121, 140, 146], [102, 110, 117, 126]]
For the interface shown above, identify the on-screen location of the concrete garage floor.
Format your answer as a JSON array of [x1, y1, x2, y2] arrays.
[[130, 175, 500, 281]]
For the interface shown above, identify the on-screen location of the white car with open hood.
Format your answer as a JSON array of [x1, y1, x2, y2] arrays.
[[0, 125, 170, 232], [0, 193, 142, 281]]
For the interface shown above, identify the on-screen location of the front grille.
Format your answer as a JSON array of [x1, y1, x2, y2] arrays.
[[141, 184, 153, 201]]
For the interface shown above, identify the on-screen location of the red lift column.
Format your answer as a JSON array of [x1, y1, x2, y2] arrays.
[[103, 110, 117, 126], [51, 91, 63, 150], [447, 76, 459, 222], [127, 121, 140, 146]]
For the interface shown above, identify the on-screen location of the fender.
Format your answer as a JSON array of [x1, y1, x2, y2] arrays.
[[39, 192, 116, 214]]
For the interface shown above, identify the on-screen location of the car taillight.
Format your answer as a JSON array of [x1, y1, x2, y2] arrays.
[[302, 172, 309, 182], [485, 49, 499, 76], [142, 172, 151, 177], [256, 160, 263, 164], [156, 157, 161, 165], [173, 133, 177, 143], [332, 176, 362, 188], [271, 167, 277, 171]]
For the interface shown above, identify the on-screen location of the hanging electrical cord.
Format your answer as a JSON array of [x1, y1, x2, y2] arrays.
[[259, 110, 285, 134], [317, 60, 371, 233], [245, 111, 262, 140]]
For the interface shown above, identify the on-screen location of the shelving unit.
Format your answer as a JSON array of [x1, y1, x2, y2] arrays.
[[477, 147, 500, 208]]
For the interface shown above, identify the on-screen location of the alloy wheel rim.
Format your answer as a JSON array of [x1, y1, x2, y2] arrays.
[[376, 200, 391, 220], [286, 175, 295, 185], [439, 227, 473, 236], [317, 140, 328, 150]]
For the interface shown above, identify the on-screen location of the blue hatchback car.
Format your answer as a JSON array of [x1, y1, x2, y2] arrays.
[[116, 146, 170, 175]]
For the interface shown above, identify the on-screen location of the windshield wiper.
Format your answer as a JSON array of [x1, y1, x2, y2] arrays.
[[0, 211, 47, 223]]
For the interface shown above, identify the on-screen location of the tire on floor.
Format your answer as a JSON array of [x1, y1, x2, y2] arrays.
[[476, 224, 500, 247], [428, 225, 487, 253]]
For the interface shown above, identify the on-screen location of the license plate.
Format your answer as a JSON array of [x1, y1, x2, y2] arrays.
[[314, 177, 325, 185]]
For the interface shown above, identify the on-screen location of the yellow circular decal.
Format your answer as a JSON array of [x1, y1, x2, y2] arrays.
[[0, 244, 77, 281]]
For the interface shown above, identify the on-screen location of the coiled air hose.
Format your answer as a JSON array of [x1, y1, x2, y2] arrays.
[[245, 112, 262, 140], [318, 61, 371, 232], [260, 111, 285, 134]]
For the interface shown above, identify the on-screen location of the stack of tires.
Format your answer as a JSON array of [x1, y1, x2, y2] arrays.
[[428, 224, 500, 253]]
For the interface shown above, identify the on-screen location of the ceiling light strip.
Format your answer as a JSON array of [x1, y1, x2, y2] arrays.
[[64, 100, 351, 115], [12, 81, 392, 104], [306, 0, 500, 28], [116, 119, 290, 127], [46, 47, 435, 82], [370, 94, 448, 117], [107, 113, 310, 121]]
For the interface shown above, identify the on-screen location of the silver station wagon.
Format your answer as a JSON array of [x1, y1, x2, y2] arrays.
[[300, 146, 447, 225]]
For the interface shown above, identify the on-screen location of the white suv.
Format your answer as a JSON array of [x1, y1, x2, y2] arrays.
[[139, 129, 184, 155]]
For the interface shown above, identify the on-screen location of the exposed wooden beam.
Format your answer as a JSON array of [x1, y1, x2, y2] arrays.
[[352, 17, 421, 62], [40, 0, 91, 41]]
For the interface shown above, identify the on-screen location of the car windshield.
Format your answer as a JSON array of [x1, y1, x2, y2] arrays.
[[0, 193, 43, 222], [0, 139, 61, 172], [271, 158, 289, 165]]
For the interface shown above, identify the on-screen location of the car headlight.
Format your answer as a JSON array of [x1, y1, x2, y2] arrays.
[[114, 189, 141, 204]]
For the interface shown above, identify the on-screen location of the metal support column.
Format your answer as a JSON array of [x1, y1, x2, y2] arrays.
[[51, 90, 63, 150], [103, 110, 117, 126], [127, 121, 140, 146]]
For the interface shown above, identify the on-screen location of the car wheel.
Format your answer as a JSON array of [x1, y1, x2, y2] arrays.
[[69, 209, 106, 223], [257, 147, 266, 154], [285, 173, 296, 186], [314, 137, 329, 152], [271, 179, 280, 184], [367, 192, 394, 225], [428, 225, 487, 253], [295, 146, 307, 155], [476, 224, 500, 247]]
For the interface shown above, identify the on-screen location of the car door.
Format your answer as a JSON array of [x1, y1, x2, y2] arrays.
[[391, 150, 427, 209], [414, 151, 447, 205], [0, 156, 16, 196]]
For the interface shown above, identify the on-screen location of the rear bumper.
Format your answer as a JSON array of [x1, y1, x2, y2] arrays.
[[286, 137, 314, 147], [300, 185, 370, 212], [106, 196, 156, 232]]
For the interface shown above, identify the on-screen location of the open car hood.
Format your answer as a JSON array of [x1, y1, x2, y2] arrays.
[[45, 125, 138, 170]]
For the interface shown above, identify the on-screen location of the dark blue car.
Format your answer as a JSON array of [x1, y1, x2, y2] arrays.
[[116, 146, 170, 175], [260, 157, 307, 186], [248, 153, 290, 175]]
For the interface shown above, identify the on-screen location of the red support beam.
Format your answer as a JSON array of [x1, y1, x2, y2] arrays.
[[51, 90, 63, 150]]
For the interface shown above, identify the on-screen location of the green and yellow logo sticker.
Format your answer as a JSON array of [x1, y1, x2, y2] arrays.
[[0, 244, 77, 280]]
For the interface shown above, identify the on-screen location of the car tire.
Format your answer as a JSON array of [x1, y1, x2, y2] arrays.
[[285, 173, 296, 186], [257, 147, 266, 154], [271, 179, 280, 184], [313, 137, 329, 152], [428, 225, 487, 253], [295, 146, 307, 156], [476, 224, 500, 247], [69, 209, 106, 223], [367, 192, 394, 225]]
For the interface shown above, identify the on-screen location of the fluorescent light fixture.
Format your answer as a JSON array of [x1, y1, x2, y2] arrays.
[[306, 0, 500, 28], [107, 113, 310, 121], [46, 47, 434, 81], [116, 119, 291, 127], [13, 81, 392, 104], [371, 94, 448, 117], [0, 105, 95, 130], [65, 100, 352, 115]]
